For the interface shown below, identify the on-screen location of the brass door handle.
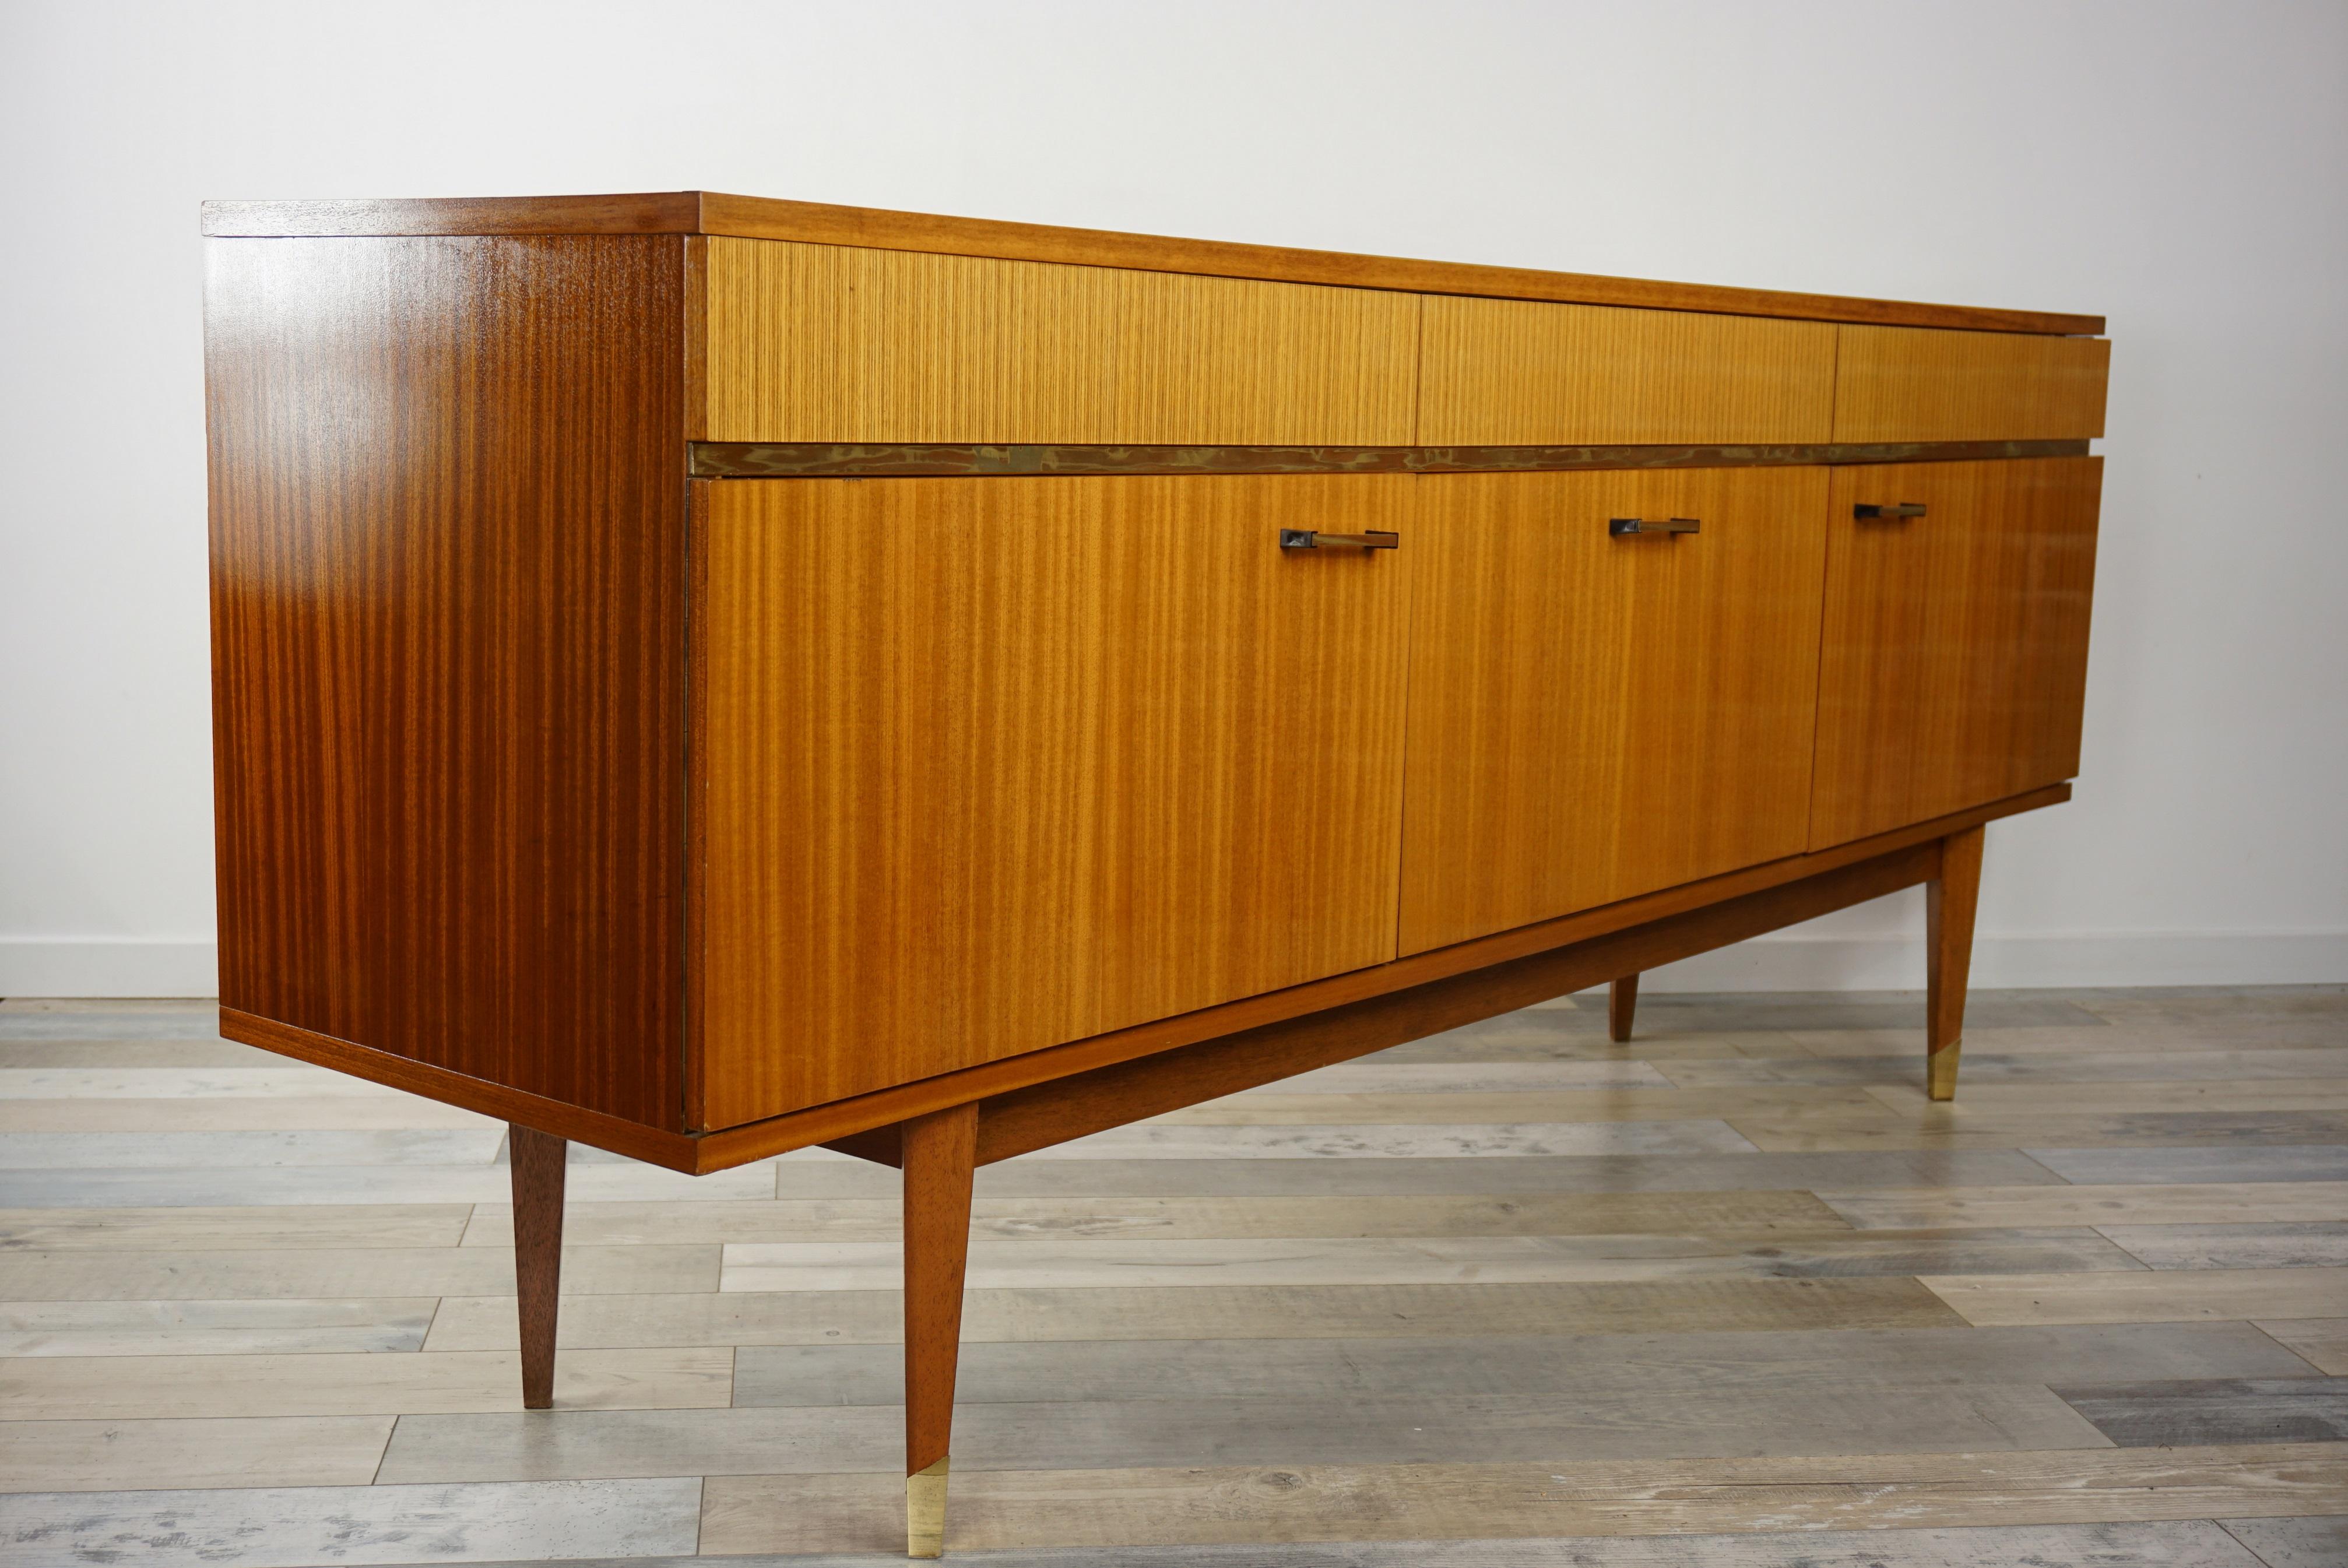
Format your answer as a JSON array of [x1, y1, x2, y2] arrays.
[[1608, 517, 1700, 536], [1280, 529, 1400, 550], [1855, 502, 1928, 519]]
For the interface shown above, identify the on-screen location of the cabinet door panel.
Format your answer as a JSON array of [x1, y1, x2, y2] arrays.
[[1810, 458, 2102, 848], [696, 474, 1411, 1126], [1400, 469, 1830, 955]]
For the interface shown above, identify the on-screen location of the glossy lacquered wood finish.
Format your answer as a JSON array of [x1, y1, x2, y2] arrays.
[[693, 474, 1413, 1127], [902, 1103, 979, 1556], [702, 237, 1419, 445], [1399, 467, 1830, 955], [1810, 458, 2102, 848], [1415, 297, 1836, 445], [206, 235, 689, 1130], [1832, 325, 2111, 443], [202, 192, 2105, 336]]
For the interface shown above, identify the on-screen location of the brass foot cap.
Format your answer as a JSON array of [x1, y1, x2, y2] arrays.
[[907, 1455, 950, 1559], [1927, 1040, 1962, 1102]]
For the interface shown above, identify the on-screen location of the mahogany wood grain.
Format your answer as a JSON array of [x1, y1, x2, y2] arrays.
[[216, 1008, 701, 1170], [1415, 297, 1835, 445], [1832, 325, 2111, 443], [1810, 458, 2103, 848], [972, 841, 1937, 1164], [1928, 826, 1987, 1101], [507, 1123, 566, 1408], [691, 783, 2066, 1173], [206, 235, 690, 1130], [701, 237, 1419, 445], [224, 785, 2063, 1175], [694, 475, 1412, 1127], [1399, 467, 1830, 954], [902, 1103, 978, 1556], [203, 193, 2104, 335], [1609, 976, 1640, 1043]]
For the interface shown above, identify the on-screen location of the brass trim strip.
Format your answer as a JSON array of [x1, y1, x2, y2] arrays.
[[689, 439, 2090, 479]]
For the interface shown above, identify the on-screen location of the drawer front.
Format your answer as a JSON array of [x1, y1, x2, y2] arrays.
[[1811, 457, 2102, 848], [1416, 296, 1836, 445], [701, 237, 1419, 445], [695, 474, 1413, 1126], [1833, 325, 2110, 442], [1400, 467, 1830, 955]]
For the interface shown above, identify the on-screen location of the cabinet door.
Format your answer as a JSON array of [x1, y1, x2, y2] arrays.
[[1400, 468, 1829, 956], [1810, 457, 2102, 848], [695, 474, 1411, 1126]]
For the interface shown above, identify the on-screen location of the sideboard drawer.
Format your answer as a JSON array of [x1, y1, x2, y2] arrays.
[[701, 237, 1420, 445], [694, 473, 1414, 1126], [1415, 296, 1836, 445], [1810, 456, 2102, 847], [1833, 325, 2110, 442], [1398, 467, 1830, 955]]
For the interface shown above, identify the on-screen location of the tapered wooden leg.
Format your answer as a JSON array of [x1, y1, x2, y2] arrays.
[[1926, 825, 1985, 1102], [508, 1123, 566, 1409], [1608, 975, 1640, 1043], [902, 1102, 978, 1558]]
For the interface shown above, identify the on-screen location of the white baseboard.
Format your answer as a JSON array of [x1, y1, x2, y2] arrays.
[[1, 931, 2342, 1001], [0, 940, 220, 998]]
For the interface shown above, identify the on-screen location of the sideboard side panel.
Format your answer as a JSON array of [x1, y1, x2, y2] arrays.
[[206, 234, 689, 1129]]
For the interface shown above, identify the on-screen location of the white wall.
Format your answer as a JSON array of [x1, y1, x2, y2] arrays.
[[2, 0, 2343, 996]]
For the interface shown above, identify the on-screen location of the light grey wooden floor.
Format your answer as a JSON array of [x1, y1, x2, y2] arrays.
[[2, 986, 2345, 1567]]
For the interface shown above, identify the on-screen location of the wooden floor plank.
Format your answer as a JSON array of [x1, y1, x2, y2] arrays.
[[1921, 1268, 2348, 1326], [1161, 1087, 1891, 1125], [2220, 1513, 2348, 1566], [2054, 1377, 2348, 1447], [1820, 1183, 2348, 1231], [1872, 1081, 2348, 1115], [0, 1096, 502, 1133], [2027, 1148, 2348, 1185], [2101, 1224, 2348, 1270], [691, 1445, 2347, 1555], [466, 1190, 1853, 1247], [2258, 1321, 2348, 1374], [718, 1229, 2141, 1293], [0, 1296, 437, 1355], [0, 1416, 394, 1493], [373, 1384, 2106, 1484], [0, 1203, 473, 1249], [1735, 1112, 2348, 1152], [729, 1321, 2318, 1409], [0, 1347, 734, 1419], [694, 1520, 2275, 1565], [422, 1278, 1964, 1351], [0, 1244, 719, 1300], [0, 1479, 702, 1567], [1662, 1049, 2348, 1087], [0, 1161, 781, 1206], [0, 1128, 505, 1166], [1026, 1121, 1762, 1158]]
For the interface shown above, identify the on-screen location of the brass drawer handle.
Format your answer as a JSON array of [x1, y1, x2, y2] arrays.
[[1855, 502, 1928, 520], [1279, 529, 1399, 550], [1608, 516, 1700, 537]]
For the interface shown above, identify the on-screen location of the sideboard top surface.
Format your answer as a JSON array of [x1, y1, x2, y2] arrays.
[[198, 190, 2104, 337]]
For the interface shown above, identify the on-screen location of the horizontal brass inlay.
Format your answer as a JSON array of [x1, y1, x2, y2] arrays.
[[690, 440, 2090, 480]]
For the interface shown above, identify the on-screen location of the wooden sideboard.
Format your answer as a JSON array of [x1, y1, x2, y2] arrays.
[[203, 191, 2106, 1557]]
